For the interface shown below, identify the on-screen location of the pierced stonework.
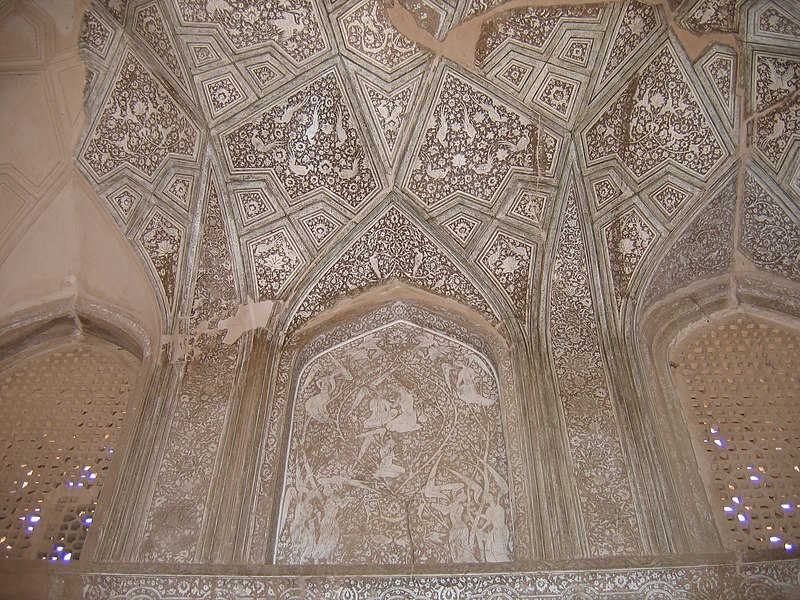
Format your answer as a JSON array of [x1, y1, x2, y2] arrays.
[[298, 208, 342, 250], [442, 212, 481, 246], [475, 5, 603, 66], [672, 315, 800, 552], [0, 345, 133, 561], [478, 229, 534, 319], [81, 52, 199, 181], [603, 206, 657, 307], [339, 0, 425, 72], [249, 226, 306, 300], [405, 69, 545, 210], [644, 179, 736, 305], [222, 69, 380, 211], [508, 190, 547, 227], [549, 186, 642, 556], [586, 43, 726, 181], [292, 206, 496, 331], [134, 2, 186, 84], [139, 209, 184, 307], [741, 175, 800, 283], [174, 0, 329, 64], [275, 319, 513, 564], [234, 188, 276, 226], [600, 0, 659, 85]]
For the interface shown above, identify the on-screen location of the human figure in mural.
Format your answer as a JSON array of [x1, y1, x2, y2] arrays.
[[373, 438, 405, 479], [478, 497, 510, 562], [304, 358, 352, 421], [443, 359, 495, 407], [311, 485, 342, 561], [443, 489, 476, 562]]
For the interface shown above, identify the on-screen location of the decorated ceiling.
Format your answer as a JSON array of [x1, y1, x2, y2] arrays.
[[74, 0, 800, 341]]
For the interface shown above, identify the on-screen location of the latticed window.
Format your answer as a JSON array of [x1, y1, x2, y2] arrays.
[[0, 343, 135, 562], [672, 314, 800, 552]]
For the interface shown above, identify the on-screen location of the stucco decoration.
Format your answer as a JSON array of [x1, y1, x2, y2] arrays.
[[222, 68, 380, 212], [584, 42, 727, 181], [643, 178, 736, 306], [291, 205, 497, 332], [137, 209, 185, 310], [598, 0, 660, 89], [549, 184, 642, 556], [275, 319, 513, 564], [741, 173, 800, 283], [603, 206, 658, 309], [80, 52, 199, 182]]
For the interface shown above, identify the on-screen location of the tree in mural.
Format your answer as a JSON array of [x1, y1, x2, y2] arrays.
[[276, 320, 513, 564]]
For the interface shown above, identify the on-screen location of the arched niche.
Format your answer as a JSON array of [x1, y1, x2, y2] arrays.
[[634, 278, 800, 557], [259, 285, 533, 566]]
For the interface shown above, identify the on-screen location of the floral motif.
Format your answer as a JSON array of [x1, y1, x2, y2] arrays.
[[81, 52, 199, 181], [536, 74, 578, 118], [188, 43, 218, 67], [107, 185, 141, 221], [560, 38, 592, 68], [741, 175, 800, 283], [406, 70, 545, 210], [603, 206, 657, 307], [586, 45, 726, 180], [442, 213, 481, 246], [650, 181, 691, 216], [249, 227, 306, 299], [475, 5, 603, 66], [299, 209, 342, 249], [80, 11, 113, 57], [600, 0, 658, 83], [758, 4, 800, 39], [591, 176, 621, 208], [139, 210, 183, 307], [508, 190, 547, 227], [222, 69, 379, 211], [234, 188, 275, 225], [249, 63, 277, 87], [164, 174, 195, 209], [549, 186, 642, 556], [753, 53, 800, 171], [478, 230, 534, 319], [291, 207, 496, 331], [134, 3, 185, 83], [498, 61, 530, 89], [644, 179, 736, 305], [398, 0, 443, 36], [701, 53, 735, 121], [203, 74, 245, 118], [174, 0, 328, 63], [361, 77, 417, 159], [99, 0, 130, 23], [340, 0, 424, 72], [682, 0, 738, 33]]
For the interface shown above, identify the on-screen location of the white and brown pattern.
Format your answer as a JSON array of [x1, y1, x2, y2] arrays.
[[507, 190, 547, 227], [478, 228, 534, 319], [138, 209, 185, 308], [298, 208, 343, 250], [249, 226, 306, 300], [234, 187, 277, 226], [222, 68, 380, 211], [603, 205, 657, 308], [134, 2, 187, 85], [599, 0, 659, 86], [359, 75, 419, 161], [106, 184, 141, 222], [80, 10, 114, 58], [442, 212, 482, 246], [560, 37, 593, 68], [699, 49, 736, 124], [752, 52, 800, 173], [202, 72, 246, 119], [81, 52, 199, 181], [163, 173, 195, 210]]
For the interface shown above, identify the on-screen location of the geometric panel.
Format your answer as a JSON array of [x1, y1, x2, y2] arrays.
[[138, 209, 184, 308], [590, 174, 624, 209], [741, 174, 800, 283], [585, 43, 727, 181], [752, 52, 800, 173], [405, 69, 547, 210], [560, 37, 593, 68], [163, 172, 195, 210], [298, 208, 343, 250], [478, 228, 534, 319], [598, 0, 660, 87], [222, 68, 380, 212], [249, 226, 306, 300], [648, 180, 693, 218], [106, 184, 141, 222], [201, 72, 248, 120], [681, 0, 739, 34], [532, 71, 581, 121], [187, 42, 220, 68], [442, 212, 481, 246], [275, 319, 512, 564], [339, 0, 426, 73], [507, 189, 547, 227], [173, 0, 329, 64], [359, 75, 420, 161], [81, 52, 200, 181], [699, 49, 736, 124], [80, 11, 114, 59], [134, 2, 188, 85], [234, 187, 277, 226]]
